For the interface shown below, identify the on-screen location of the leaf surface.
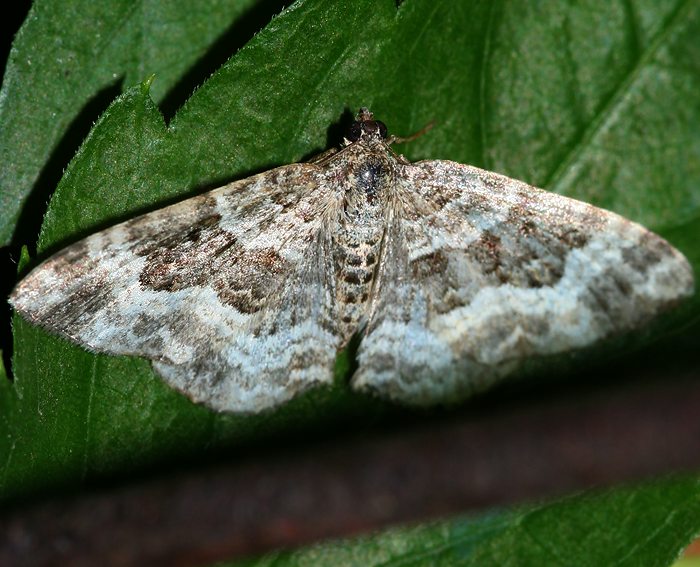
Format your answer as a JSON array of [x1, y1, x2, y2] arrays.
[[2, 11, 699, 567]]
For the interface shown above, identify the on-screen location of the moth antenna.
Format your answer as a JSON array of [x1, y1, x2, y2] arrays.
[[386, 120, 435, 145]]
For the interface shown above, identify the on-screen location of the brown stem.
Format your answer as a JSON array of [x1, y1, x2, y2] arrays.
[[1, 365, 699, 567]]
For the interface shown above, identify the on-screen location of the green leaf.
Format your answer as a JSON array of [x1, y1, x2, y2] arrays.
[[0, 0, 265, 246], [225, 477, 700, 567], [2, 7, 700, 567]]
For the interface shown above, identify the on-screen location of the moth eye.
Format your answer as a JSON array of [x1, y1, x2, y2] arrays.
[[347, 121, 363, 142], [377, 120, 388, 139]]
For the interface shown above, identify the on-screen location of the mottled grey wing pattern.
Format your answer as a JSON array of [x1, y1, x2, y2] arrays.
[[11, 164, 341, 413], [353, 160, 694, 405], [11, 107, 695, 414]]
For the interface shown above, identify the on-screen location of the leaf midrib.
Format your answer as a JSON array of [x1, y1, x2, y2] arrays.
[[544, 0, 693, 194]]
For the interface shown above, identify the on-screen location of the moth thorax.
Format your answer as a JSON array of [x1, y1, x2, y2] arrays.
[[354, 155, 393, 203]]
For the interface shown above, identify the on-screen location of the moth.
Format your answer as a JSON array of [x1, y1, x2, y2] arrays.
[[10, 108, 694, 413]]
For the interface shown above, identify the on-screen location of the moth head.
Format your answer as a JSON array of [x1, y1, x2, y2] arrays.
[[345, 107, 388, 144]]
